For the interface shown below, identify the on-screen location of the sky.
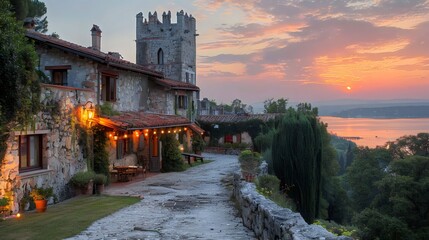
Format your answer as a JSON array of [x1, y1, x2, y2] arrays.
[[43, 0, 429, 106]]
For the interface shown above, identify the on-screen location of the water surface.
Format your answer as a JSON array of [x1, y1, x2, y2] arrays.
[[320, 116, 429, 148]]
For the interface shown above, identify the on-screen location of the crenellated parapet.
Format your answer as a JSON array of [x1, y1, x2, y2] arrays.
[[136, 10, 196, 37]]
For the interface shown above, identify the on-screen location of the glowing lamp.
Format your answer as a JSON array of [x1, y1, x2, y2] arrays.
[[113, 135, 118, 141], [144, 133, 148, 137], [83, 101, 95, 122], [124, 134, 128, 138], [161, 130, 165, 134], [184, 127, 187, 131], [168, 130, 171, 133]]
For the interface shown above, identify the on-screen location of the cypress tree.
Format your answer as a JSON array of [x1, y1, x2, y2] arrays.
[[272, 110, 322, 223]]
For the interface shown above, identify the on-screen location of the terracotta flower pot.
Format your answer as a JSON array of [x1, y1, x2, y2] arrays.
[[95, 184, 104, 194], [34, 199, 47, 213]]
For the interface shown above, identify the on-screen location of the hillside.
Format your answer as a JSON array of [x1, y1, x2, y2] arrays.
[[330, 105, 429, 118]]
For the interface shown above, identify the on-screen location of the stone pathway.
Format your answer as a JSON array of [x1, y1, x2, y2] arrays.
[[66, 154, 256, 240]]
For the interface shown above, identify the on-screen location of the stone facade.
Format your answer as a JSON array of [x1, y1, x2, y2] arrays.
[[0, 85, 95, 213], [233, 173, 351, 240], [136, 10, 199, 120], [136, 11, 196, 84]]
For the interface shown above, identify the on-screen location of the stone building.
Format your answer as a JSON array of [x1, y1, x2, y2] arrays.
[[0, 22, 203, 214], [136, 10, 198, 121]]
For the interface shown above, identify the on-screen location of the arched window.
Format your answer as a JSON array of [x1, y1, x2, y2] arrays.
[[157, 48, 164, 65]]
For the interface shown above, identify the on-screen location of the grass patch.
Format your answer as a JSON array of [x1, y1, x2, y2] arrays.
[[0, 195, 140, 240]]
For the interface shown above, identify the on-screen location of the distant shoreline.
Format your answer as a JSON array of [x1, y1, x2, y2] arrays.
[[322, 115, 429, 120]]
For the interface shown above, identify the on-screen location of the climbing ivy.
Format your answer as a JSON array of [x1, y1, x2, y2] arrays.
[[0, 1, 41, 162], [199, 118, 278, 147]]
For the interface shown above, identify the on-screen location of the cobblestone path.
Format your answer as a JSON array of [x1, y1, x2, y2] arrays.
[[66, 153, 256, 240]]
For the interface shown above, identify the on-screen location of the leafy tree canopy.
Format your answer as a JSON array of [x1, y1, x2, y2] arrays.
[[10, 0, 48, 33], [0, 0, 40, 160], [264, 98, 288, 113]]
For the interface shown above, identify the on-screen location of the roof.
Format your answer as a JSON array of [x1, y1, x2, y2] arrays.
[[155, 78, 200, 91], [197, 114, 281, 124], [97, 111, 200, 131], [25, 30, 163, 78]]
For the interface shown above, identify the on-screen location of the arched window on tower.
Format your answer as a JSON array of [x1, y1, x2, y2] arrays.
[[157, 48, 164, 65]]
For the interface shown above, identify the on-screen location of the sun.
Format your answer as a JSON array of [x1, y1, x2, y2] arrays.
[[346, 86, 352, 91]]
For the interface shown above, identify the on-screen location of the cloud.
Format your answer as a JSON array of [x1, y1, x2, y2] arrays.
[[194, 0, 429, 102]]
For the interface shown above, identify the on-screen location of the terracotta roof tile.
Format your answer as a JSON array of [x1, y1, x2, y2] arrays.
[[25, 30, 163, 78], [155, 78, 199, 91], [98, 111, 192, 130]]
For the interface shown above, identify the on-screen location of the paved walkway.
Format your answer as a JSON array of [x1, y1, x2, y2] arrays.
[[67, 154, 256, 240]]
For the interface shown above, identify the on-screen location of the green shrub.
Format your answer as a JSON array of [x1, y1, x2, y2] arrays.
[[0, 197, 9, 207], [255, 174, 296, 210], [30, 186, 54, 200], [161, 134, 185, 172], [256, 174, 280, 193], [239, 150, 261, 174], [191, 134, 205, 153], [93, 174, 107, 185], [314, 220, 358, 238], [70, 171, 95, 188]]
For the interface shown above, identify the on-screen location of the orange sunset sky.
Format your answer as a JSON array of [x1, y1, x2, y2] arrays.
[[43, 0, 429, 105]]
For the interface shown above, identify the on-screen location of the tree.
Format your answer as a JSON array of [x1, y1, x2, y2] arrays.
[[387, 133, 429, 159], [264, 98, 288, 113], [272, 110, 322, 223], [345, 147, 391, 211], [0, 0, 41, 160], [10, 0, 48, 33], [161, 134, 184, 172]]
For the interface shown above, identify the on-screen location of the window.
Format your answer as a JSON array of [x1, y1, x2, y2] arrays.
[[185, 72, 190, 83], [19, 135, 43, 172], [45, 65, 71, 86], [177, 95, 188, 109], [52, 69, 68, 85], [101, 75, 116, 102], [116, 138, 132, 159], [157, 48, 164, 65]]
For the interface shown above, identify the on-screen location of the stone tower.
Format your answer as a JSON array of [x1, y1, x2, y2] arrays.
[[136, 10, 197, 84]]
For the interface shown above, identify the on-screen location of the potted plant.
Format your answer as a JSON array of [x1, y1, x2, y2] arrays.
[[0, 197, 10, 217], [192, 134, 205, 155], [70, 171, 95, 195], [239, 150, 261, 182], [30, 186, 54, 213], [93, 173, 107, 194]]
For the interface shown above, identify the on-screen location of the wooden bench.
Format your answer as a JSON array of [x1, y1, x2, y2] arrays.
[[181, 153, 204, 165]]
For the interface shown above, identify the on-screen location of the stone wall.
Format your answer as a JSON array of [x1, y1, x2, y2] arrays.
[[136, 10, 196, 83], [108, 70, 150, 112], [0, 85, 95, 213], [37, 46, 98, 91], [233, 173, 350, 240]]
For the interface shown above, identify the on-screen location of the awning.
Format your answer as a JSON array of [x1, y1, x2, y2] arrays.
[[189, 123, 205, 135], [97, 111, 203, 134]]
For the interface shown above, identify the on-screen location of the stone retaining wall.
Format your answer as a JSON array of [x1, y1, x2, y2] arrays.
[[233, 173, 350, 240]]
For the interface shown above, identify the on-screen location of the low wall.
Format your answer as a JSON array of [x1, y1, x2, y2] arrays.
[[233, 173, 350, 240]]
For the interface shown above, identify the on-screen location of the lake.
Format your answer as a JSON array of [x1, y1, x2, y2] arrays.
[[320, 116, 429, 148]]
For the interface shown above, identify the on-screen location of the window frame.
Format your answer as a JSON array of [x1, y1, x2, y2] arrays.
[[101, 73, 117, 102], [157, 48, 164, 65], [45, 65, 71, 86], [19, 134, 43, 172], [177, 95, 188, 109]]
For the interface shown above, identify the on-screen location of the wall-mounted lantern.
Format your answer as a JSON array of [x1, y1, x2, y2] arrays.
[[82, 101, 95, 125]]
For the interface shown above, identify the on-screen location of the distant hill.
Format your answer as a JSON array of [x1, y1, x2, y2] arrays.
[[330, 106, 429, 118]]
